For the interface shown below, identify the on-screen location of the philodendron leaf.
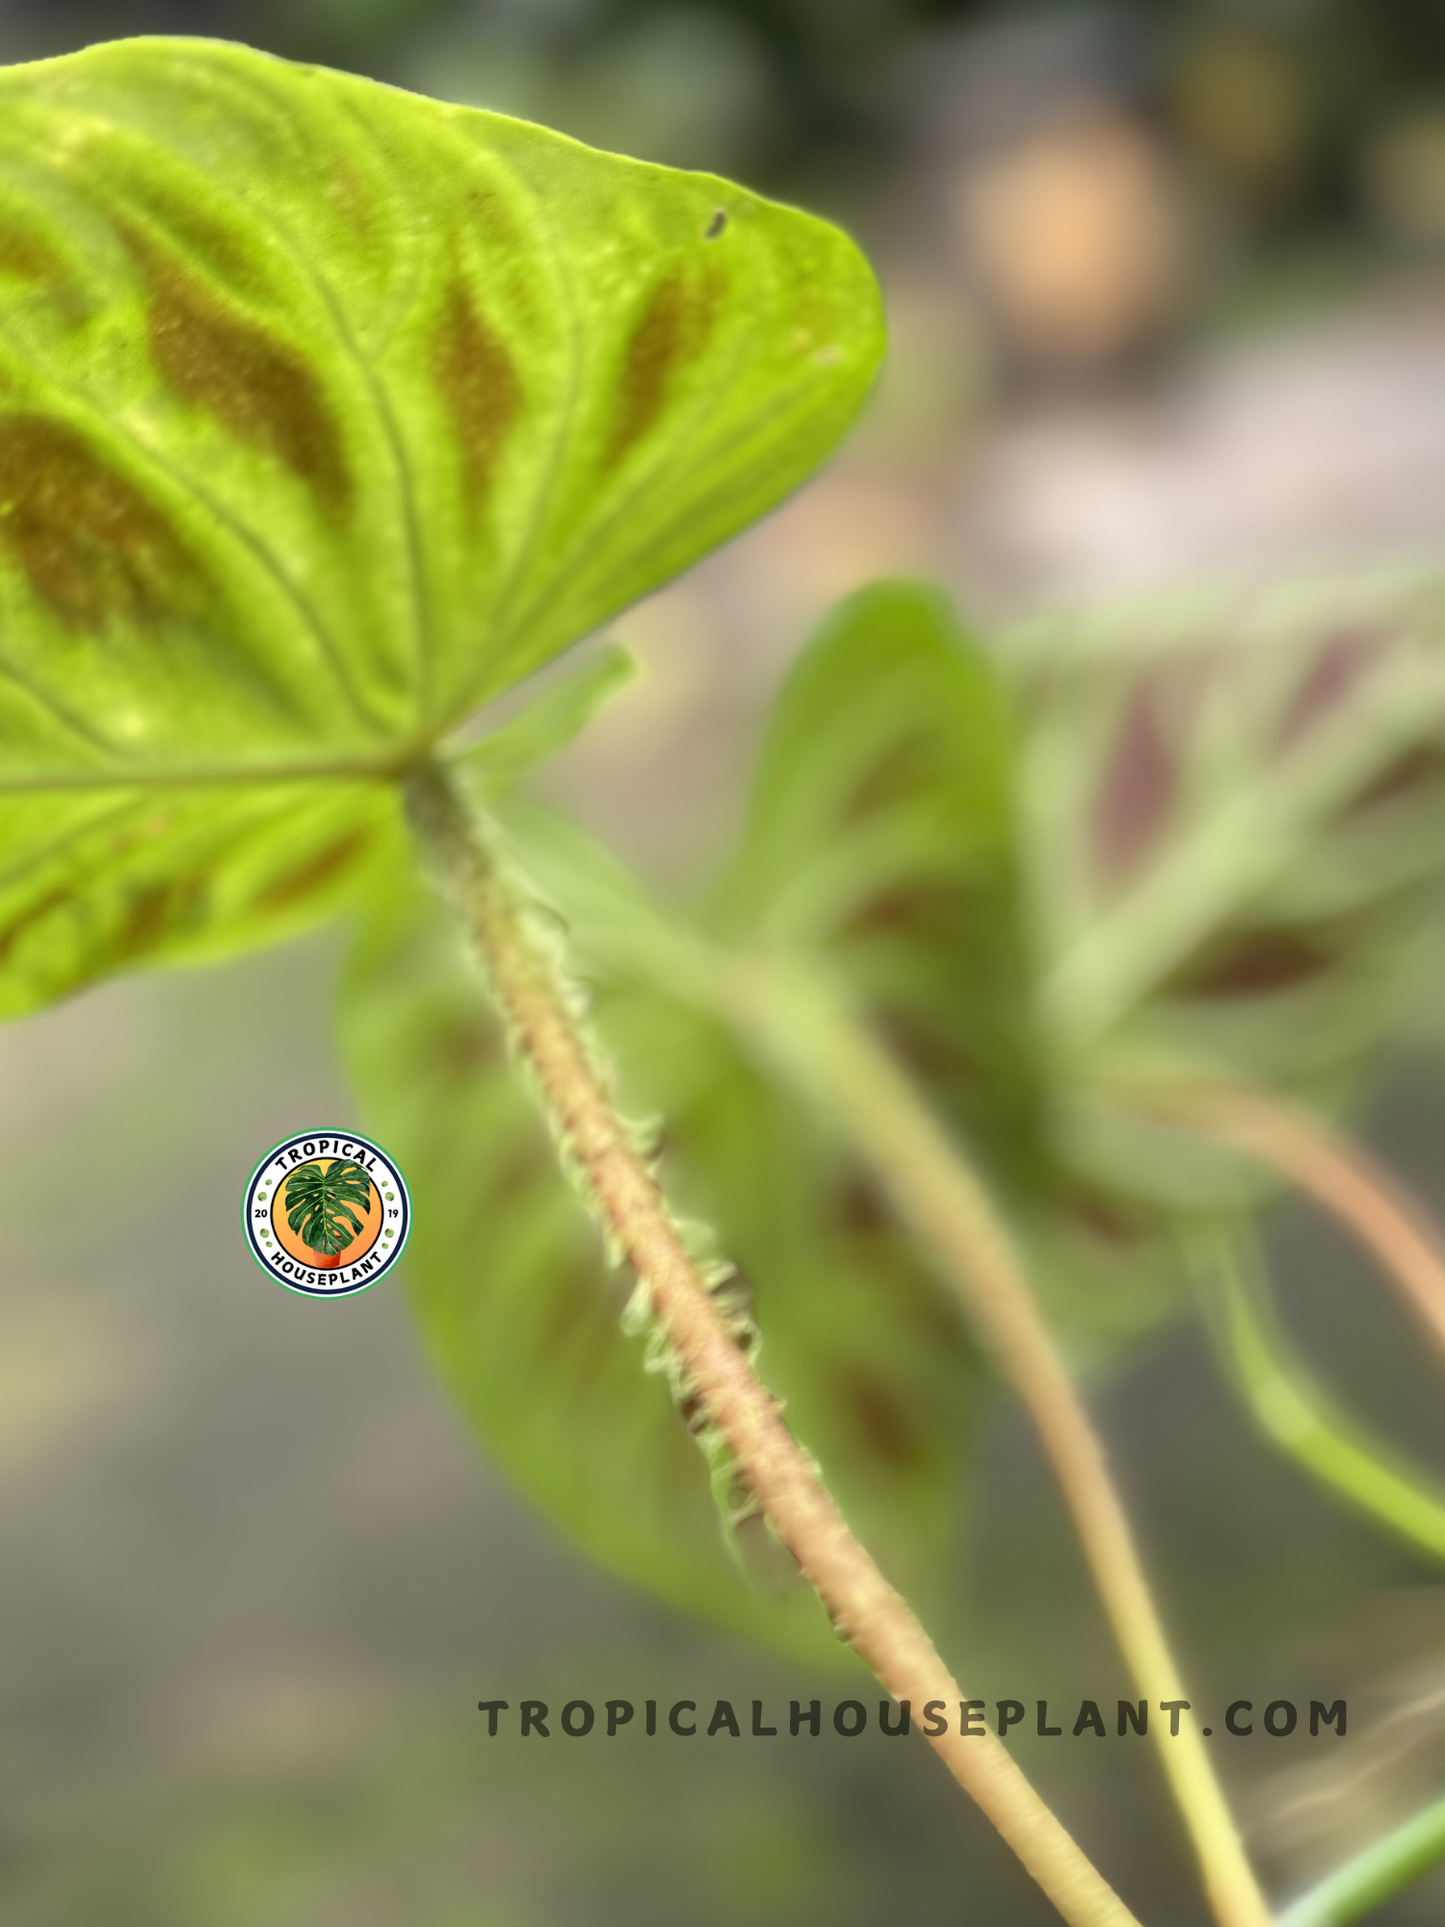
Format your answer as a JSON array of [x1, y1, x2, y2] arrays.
[[713, 581, 1047, 1197], [284, 1157, 373, 1258], [1007, 568, 1445, 1212], [0, 36, 883, 1013], [338, 854, 986, 1660]]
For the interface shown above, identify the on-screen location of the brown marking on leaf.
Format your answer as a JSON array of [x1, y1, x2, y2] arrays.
[[104, 811, 174, 860], [841, 877, 958, 945], [1343, 743, 1445, 817], [1275, 626, 1393, 751], [877, 1008, 954, 1085], [839, 731, 935, 825], [111, 876, 202, 959], [1183, 927, 1331, 998], [113, 183, 261, 298], [602, 261, 725, 473], [0, 211, 75, 307], [456, 190, 540, 332], [462, 186, 522, 256], [1092, 674, 1176, 886], [257, 829, 370, 910], [838, 1174, 889, 1234], [325, 164, 374, 244], [704, 208, 728, 240], [487, 1136, 554, 1212], [0, 883, 72, 967], [133, 237, 351, 517], [435, 1013, 502, 1077], [1061, 1183, 1149, 1249], [844, 1369, 920, 1470], [432, 276, 522, 508], [0, 413, 201, 629]]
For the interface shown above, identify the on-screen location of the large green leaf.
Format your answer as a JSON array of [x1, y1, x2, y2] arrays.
[[0, 36, 882, 1012], [338, 849, 986, 1660]]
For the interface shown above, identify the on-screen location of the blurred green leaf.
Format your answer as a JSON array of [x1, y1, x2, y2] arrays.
[[338, 846, 986, 1658], [1203, 1234, 1445, 1562], [1010, 569, 1445, 1207], [0, 35, 882, 1012], [713, 580, 1046, 1196], [1017, 570, 1445, 1086], [697, 580, 1190, 1345]]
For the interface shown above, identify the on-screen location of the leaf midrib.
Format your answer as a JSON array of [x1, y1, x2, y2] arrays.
[[0, 749, 413, 794]]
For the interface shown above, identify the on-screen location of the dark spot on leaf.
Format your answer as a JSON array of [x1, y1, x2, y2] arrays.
[[0, 413, 201, 629], [1342, 743, 1445, 817], [845, 1369, 919, 1470], [462, 186, 522, 256], [108, 810, 173, 856], [1092, 675, 1176, 886], [112, 877, 202, 959], [436, 1013, 502, 1076], [1275, 627, 1393, 750], [1060, 1183, 1150, 1248], [0, 212, 71, 298], [705, 208, 728, 240], [1182, 927, 1331, 998], [603, 262, 724, 473], [136, 239, 350, 516], [326, 164, 373, 243], [457, 191, 539, 331], [433, 276, 522, 509], [111, 179, 261, 297], [842, 877, 958, 944], [838, 1175, 889, 1234], [257, 829, 369, 910], [839, 731, 936, 824]]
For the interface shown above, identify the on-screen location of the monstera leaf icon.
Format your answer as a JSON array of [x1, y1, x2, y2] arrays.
[[283, 1160, 373, 1263]]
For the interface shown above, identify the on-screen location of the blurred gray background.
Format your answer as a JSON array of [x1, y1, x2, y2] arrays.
[[4, 0, 1445, 1921]]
